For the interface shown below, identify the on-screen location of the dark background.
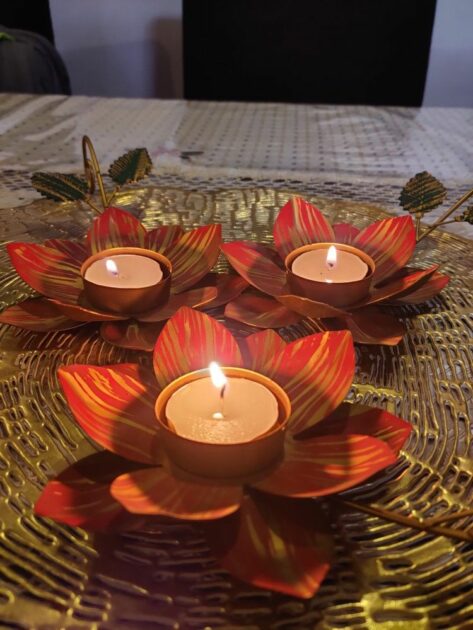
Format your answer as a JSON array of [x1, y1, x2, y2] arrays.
[[1, 1, 55, 43], [184, 0, 437, 106]]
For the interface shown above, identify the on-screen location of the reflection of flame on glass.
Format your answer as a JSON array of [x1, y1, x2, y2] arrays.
[[105, 259, 119, 276], [210, 361, 227, 420], [326, 245, 337, 268]]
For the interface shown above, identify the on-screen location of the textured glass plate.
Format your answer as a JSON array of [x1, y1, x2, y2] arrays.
[[0, 187, 472, 629]]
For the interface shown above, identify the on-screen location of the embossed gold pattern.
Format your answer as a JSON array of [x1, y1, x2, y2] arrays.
[[0, 187, 472, 628]]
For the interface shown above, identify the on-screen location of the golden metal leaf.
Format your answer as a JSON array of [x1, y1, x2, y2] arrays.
[[31, 172, 88, 202], [399, 171, 447, 215], [108, 148, 153, 185]]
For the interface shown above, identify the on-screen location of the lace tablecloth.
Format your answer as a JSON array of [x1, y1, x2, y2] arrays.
[[0, 94, 472, 238]]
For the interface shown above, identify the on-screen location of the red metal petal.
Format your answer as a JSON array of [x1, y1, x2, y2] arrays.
[[221, 241, 287, 296], [146, 225, 184, 253], [266, 330, 355, 435], [276, 293, 348, 318], [225, 293, 302, 328], [43, 239, 88, 263], [153, 306, 243, 388], [111, 467, 242, 520], [333, 308, 405, 346], [100, 320, 164, 352], [361, 265, 439, 306], [240, 329, 287, 373], [88, 206, 147, 253], [59, 363, 160, 464], [395, 271, 450, 304], [35, 452, 145, 531], [273, 197, 335, 259], [48, 297, 125, 322], [7, 242, 83, 302], [0, 298, 84, 332], [204, 494, 332, 598], [332, 223, 360, 244], [166, 225, 222, 293], [138, 286, 217, 322], [198, 273, 248, 310], [252, 433, 397, 497], [301, 402, 412, 454], [352, 215, 416, 284]]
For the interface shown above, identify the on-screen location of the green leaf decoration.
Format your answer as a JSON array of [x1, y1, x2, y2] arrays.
[[108, 148, 153, 185], [399, 171, 447, 216], [456, 205, 473, 225], [31, 172, 88, 202]]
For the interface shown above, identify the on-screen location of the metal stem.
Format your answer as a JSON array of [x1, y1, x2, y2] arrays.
[[340, 499, 473, 543], [84, 198, 104, 216], [106, 186, 120, 207], [417, 187, 473, 243], [415, 212, 422, 240], [307, 317, 327, 332], [424, 508, 473, 526], [82, 135, 108, 211]]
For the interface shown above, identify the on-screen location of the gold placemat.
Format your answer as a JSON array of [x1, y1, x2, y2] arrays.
[[0, 187, 472, 629]]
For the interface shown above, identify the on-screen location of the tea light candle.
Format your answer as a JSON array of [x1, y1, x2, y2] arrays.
[[81, 247, 172, 315], [291, 245, 368, 283], [156, 364, 291, 478], [165, 363, 279, 444], [84, 254, 163, 288]]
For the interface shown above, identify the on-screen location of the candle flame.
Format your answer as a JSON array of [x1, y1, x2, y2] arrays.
[[326, 245, 337, 267], [209, 361, 227, 390], [105, 259, 119, 276]]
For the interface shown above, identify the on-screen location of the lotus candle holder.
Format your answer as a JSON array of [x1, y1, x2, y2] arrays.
[[0, 206, 247, 350], [221, 196, 450, 346], [35, 306, 415, 598]]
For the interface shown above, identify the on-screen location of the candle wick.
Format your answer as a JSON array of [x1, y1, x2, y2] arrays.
[[218, 383, 226, 418], [220, 384, 226, 400]]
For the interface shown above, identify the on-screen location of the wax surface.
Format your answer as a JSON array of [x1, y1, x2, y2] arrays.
[[84, 254, 163, 288], [291, 248, 368, 283], [166, 376, 279, 444]]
